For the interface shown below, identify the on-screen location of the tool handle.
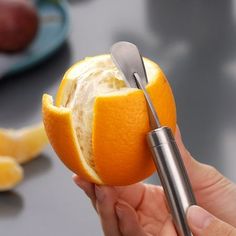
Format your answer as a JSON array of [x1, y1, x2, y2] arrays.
[[147, 127, 196, 236]]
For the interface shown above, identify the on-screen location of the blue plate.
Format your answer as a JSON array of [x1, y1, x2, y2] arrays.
[[0, 0, 70, 77]]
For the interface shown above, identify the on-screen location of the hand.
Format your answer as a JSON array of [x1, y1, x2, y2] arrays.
[[73, 126, 236, 235]]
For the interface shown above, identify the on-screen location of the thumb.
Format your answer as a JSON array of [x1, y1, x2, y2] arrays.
[[187, 205, 236, 236]]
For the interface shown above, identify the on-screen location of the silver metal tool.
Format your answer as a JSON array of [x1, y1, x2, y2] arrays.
[[111, 41, 196, 236]]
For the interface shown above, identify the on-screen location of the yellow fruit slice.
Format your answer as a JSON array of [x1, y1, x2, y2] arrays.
[[0, 156, 23, 191], [0, 123, 48, 164], [42, 55, 176, 185]]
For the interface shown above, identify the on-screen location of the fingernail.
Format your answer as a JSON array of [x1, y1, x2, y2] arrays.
[[116, 201, 127, 219], [187, 206, 214, 230], [95, 185, 105, 202]]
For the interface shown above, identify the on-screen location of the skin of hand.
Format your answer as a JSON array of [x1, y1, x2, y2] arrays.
[[73, 126, 236, 236]]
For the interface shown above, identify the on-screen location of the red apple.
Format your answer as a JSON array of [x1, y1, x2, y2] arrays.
[[0, 0, 39, 52]]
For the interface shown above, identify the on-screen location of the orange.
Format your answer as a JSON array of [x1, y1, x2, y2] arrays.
[[0, 123, 48, 164], [42, 55, 176, 185], [0, 156, 23, 191]]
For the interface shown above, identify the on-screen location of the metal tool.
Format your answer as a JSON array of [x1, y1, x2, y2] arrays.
[[111, 41, 196, 236]]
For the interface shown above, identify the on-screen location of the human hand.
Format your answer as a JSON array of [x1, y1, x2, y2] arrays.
[[74, 174, 177, 235], [73, 126, 236, 235]]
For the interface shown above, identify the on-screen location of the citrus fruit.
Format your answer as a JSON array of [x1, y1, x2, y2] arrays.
[[0, 156, 23, 191], [42, 54, 176, 185], [0, 123, 48, 164]]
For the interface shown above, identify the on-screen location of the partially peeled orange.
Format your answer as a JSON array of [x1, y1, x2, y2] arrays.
[[42, 55, 176, 185]]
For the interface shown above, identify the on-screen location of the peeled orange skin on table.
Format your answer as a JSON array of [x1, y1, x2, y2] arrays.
[[42, 55, 176, 186]]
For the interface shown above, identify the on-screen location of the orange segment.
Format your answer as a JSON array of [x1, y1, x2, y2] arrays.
[[0, 156, 23, 191], [42, 54, 176, 186], [0, 123, 48, 164]]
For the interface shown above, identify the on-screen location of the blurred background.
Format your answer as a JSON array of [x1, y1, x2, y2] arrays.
[[1, 0, 236, 235]]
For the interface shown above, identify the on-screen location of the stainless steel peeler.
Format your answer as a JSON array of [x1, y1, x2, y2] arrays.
[[110, 41, 196, 236]]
